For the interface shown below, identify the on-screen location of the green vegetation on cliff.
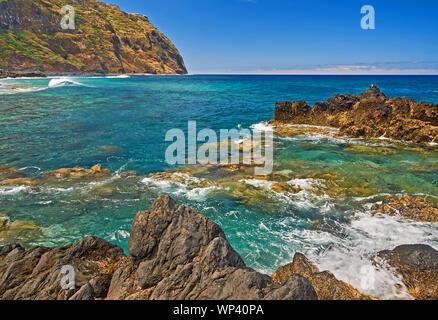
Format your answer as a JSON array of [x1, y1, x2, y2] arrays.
[[0, 0, 187, 74]]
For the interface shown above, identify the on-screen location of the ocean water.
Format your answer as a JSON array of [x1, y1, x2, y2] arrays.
[[1, 75, 438, 299]]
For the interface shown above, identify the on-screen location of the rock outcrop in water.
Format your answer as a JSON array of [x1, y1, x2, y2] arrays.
[[0, 195, 317, 300], [0, 212, 40, 245], [45, 164, 111, 179], [371, 195, 438, 222], [0, 0, 187, 75], [272, 85, 438, 144], [374, 244, 438, 300]]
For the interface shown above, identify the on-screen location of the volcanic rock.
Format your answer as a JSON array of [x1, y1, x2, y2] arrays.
[[272, 85, 438, 144], [371, 195, 438, 222], [272, 252, 376, 300], [375, 244, 438, 300]]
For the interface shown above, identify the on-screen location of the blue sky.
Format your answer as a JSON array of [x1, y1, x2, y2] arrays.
[[108, 0, 438, 74]]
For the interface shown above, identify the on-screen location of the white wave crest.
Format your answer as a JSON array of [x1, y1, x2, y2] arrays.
[[240, 179, 276, 190], [141, 173, 219, 201], [105, 74, 130, 79], [0, 186, 30, 195], [0, 85, 48, 95], [48, 78, 85, 88], [250, 121, 273, 132]]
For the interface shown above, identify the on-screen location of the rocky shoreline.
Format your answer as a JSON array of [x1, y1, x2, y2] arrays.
[[271, 85, 438, 144], [0, 70, 47, 79], [1, 195, 437, 300], [0, 70, 186, 79], [1, 83, 437, 300]]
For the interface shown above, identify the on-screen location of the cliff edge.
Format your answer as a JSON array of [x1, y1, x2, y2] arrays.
[[0, 0, 187, 75]]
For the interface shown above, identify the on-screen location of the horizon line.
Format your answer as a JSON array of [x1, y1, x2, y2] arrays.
[[187, 73, 438, 76]]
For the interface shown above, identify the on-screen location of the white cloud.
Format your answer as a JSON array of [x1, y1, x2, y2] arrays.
[[190, 62, 438, 75]]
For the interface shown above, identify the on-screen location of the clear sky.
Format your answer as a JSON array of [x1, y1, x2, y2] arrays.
[[108, 0, 438, 74]]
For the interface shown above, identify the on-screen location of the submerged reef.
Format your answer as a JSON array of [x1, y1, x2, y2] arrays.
[[371, 195, 438, 222]]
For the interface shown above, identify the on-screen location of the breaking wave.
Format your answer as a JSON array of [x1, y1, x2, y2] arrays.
[[141, 173, 221, 201], [48, 78, 85, 88]]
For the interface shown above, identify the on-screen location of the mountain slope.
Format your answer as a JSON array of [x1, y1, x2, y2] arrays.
[[0, 0, 187, 74]]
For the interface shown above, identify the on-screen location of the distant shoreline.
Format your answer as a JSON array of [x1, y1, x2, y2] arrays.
[[0, 71, 190, 79], [3, 72, 438, 79]]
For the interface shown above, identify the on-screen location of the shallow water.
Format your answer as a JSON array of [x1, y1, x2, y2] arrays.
[[1, 75, 438, 299]]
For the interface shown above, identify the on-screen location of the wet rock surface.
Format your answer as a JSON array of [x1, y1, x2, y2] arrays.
[[374, 244, 438, 300], [272, 85, 438, 144], [371, 195, 438, 222], [45, 164, 111, 179], [0, 218, 40, 244], [272, 252, 376, 300]]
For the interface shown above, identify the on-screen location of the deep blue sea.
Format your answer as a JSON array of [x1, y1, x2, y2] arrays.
[[1, 75, 437, 298]]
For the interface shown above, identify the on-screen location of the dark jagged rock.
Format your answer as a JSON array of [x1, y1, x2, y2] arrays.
[[374, 244, 438, 300], [272, 85, 438, 144], [0, 243, 21, 256], [357, 84, 388, 100], [272, 253, 376, 300], [2, 195, 436, 300], [0, 196, 317, 300], [274, 100, 311, 122], [0, 236, 125, 300], [0, 70, 46, 79], [109, 195, 316, 300]]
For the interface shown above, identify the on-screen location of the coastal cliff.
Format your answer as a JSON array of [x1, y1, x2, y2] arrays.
[[1, 195, 437, 300], [0, 0, 187, 75], [272, 85, 438, 144]]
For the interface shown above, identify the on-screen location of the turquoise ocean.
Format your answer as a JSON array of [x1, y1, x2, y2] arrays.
[[1, 75, 438, 298]]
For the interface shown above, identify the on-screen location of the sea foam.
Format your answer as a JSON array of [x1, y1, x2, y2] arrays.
[[48, 77, 85, 88]]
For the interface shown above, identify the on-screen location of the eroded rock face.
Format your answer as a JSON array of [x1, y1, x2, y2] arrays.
[[272, 253, 376, 300], [108, 195, 317, 300], [0, 236, 125, 300], [0, 196, 317, 300], [375, 245, 438, 300], [371, 195, 438, 222], [272, 85, 438, 144], [0, 0, 187, 75]]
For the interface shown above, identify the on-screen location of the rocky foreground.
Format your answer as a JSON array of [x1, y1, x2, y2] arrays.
[[1, 195, 437, 300], [271, 85, 438, 144]]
